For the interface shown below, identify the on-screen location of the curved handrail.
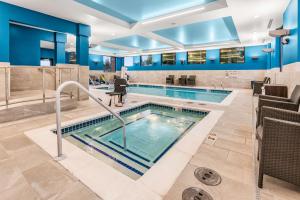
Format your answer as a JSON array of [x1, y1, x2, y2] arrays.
[[55, 81, 126, 158]]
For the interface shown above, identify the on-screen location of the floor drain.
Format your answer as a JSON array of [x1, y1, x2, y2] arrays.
[[198, 103, 207, 106], [182, 187, 213, 200], [130, 101, 138, 103], [194, 167, 222, 186]]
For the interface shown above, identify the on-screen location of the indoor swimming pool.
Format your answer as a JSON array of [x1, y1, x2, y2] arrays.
[[100, 84, 232, 103], [59, 103, 208, 178]]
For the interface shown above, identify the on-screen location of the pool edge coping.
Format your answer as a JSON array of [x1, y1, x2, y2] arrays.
[[24, 101, 224, 200]]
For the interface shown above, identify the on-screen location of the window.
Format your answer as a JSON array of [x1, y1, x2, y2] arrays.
[[188, 50, 206, 64], [40, 59, 52, 66], [141, 55, 153, 66], [162, 53, 176, 65], [69, 52, 76, 64], [220, 47, 245, 64], [124, 56, 133, 67], [103, 56, 116, 72]]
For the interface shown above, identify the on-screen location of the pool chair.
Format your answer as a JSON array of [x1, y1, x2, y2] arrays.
[[252, 77, 271, 95], [256, 85, 300, 127], [106, 78, 128, 107], [166, 75, 175, 85], [257, 106, 300, 188], [179, 75, 187, 86], [187, 75, 196, 86]]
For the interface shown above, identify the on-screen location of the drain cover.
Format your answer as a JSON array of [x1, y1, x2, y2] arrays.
[[182, 187, 213, 200], [194, 167, 222, 186]]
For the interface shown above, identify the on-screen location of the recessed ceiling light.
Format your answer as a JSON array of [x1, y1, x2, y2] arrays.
[[254, 15, 260, 19], [111, 33, 116, 36], [142, 7, 205, 25]]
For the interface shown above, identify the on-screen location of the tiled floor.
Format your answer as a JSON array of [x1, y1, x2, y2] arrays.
[[0, 89, 299, 199]]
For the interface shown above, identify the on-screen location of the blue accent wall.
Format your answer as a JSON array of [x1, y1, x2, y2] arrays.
[[0, 1, 90, 65], [269, 38, 281, 69], [283, 0, 299, 65], [125, 45, 268, 71], [41, 48, 55, 60], [10, 24, 54, 66]]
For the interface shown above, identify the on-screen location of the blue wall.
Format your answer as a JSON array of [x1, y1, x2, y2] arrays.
[[267, 38, 281, 69], [10, 24, 54, 66], [125, 45, 269, 71], [283, 0, 299, 65], [0, 1, 90, 65]]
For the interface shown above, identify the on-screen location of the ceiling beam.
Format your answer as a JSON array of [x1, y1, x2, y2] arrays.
[[99, 42, 141, 52], [142, 32, 185, 50]]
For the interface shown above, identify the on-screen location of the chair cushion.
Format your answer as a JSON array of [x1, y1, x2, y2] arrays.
[[256, 125, 263, 141], [290, 85, 300, 105]]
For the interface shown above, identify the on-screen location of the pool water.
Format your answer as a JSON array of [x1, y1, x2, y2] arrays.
[[128, 85, 231, 103], [62, 104, 207, 178]]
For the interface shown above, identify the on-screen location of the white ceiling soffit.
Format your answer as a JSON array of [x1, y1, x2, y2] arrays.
[[3, 0, 291, 54]]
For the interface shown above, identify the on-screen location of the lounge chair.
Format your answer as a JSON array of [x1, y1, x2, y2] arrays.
[[166, 75, 175, 85], [253, 77, 271, 95], [179, 75, 187, 86], [256, 85, 300, 127], [187, 75, 196, 86], [106, 78, 128, 107], [257, 106, 300, 188]]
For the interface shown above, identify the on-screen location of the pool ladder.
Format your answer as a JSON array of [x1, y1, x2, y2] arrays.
[[55, 81, 126, 158]]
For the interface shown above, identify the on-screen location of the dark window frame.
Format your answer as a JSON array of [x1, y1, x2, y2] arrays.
[[220, 47, 245, 64], [187, 50, 207, 64], [161, 53, 176, 65], [140, 55, 153, 66]]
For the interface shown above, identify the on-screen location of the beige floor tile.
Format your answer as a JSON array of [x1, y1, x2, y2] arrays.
[[0, 134, 34, 152], [260, 175, 300, 200], [227, 151, 253, 169], [1, 176, 40, 200], [0, 144, 9, 161], [0, 125, 22, 140], [23, 161, 75, 199], [214, 138, 252, 156], [0, 159, 24, 192], [10, 145, 51, 172], [53, 181, 102, 200]]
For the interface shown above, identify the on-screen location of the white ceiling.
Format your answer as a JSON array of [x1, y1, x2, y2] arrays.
[[3, 0, 290, 56]]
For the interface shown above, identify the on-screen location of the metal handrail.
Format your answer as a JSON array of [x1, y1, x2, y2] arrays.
[[0, 66, 78, 108], [55, 81, 126, 158]]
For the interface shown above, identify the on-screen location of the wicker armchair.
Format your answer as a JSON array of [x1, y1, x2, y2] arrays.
[[257, 107, 300, 188], [179, 75, 187, 86], [253, 77, 271, 95], [256, 85, 300, 127], [166, 75, 175, 85], [187, 75, 196, 86]]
